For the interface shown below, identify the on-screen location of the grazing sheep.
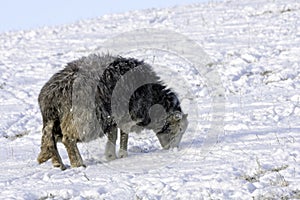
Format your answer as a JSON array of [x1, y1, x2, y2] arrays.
[[37, 54, 188, 170]]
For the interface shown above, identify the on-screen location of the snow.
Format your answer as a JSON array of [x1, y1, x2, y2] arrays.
[[0, 0, 299, 199]]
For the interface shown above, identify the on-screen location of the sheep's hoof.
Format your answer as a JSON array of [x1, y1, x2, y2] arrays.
[[60, 164, 67, 171], [72, 164, 87, 168], [52, 161, 67, 170], [69, 161, 86, 168], [53, 163, 67, 170], [105, 154, 117, 161], [119, 150, 128, 158]]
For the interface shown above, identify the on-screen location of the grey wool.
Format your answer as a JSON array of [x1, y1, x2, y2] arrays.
[[37, 54, 188, 170]]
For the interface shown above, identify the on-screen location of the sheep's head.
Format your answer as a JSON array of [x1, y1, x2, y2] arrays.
[[156, 111, 188, 149]]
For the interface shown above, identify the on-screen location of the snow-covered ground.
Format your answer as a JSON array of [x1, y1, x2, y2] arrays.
[[0, 0, 299, 199]]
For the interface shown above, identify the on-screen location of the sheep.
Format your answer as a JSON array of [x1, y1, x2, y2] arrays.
[[37, 54, 188, 170]]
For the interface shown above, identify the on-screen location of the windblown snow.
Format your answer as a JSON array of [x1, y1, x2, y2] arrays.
[[0, 0, 299, 199]]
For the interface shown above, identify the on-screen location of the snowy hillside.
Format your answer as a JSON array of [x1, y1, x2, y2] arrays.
[[0, 0, 299, 199]]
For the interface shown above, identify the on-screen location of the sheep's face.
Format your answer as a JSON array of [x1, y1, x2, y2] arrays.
[[156, 111, 188, 149]]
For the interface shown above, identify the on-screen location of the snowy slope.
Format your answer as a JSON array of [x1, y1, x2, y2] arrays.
[[0, 0, 299, 199]]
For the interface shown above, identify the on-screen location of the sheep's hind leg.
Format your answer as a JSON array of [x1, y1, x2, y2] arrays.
[[37, 121, 66, 170], [51, 135, 66, 170], [119, 130, 128, 158], [62, 136, 85, 168], [105, 125, 117, 161]]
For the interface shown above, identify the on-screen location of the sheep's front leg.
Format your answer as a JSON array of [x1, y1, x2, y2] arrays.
[[62, 136, 85, 168], [119, 130, 128, 158], [105, 125, 117, 161]]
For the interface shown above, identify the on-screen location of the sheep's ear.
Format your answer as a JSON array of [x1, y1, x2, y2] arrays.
[[183, 114, 188, 119]]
